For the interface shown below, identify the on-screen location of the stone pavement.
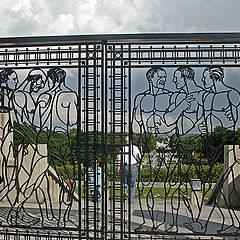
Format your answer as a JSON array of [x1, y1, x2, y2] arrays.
[[130, 199, 240, 239], [0, 199, 239, 239]]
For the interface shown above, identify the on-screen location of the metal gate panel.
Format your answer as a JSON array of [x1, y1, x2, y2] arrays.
[[0, 44, 80, 239], [105, 40, 240, 239]]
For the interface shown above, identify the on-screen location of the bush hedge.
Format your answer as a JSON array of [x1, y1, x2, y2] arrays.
[[138, 163, 223, 183], [56, 162, 224, 183]]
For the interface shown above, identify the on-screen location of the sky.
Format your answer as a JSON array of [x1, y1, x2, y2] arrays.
[[0, 0, 239, 37]]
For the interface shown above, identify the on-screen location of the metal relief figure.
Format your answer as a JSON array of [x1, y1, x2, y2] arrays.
[[164, 67, 204, 136], [198, 67, 240, 171], [199, 67, 240, 133], [132, 67, 208, 232], [31, 67, 77, 227], [132, 67, 174, 230], [183, 67, 240, 234], [0, 69, 19, 91], [45, 67, 78, 227], [5, 69, 48, 226], [0, 69, 19, 201], [0, 69, 42, 226], [4, 67, 78, 227], [164, 67, 206, 223], [47, 67, 77, 130], [13, 69, 47, 128], [160, 67, 204, 231], [133, 67, 174, 137]]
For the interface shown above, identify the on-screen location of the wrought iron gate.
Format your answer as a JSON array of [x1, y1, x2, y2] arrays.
[[0, 33, 240, 239]]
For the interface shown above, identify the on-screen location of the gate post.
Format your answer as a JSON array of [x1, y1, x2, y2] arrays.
[[222, 145, 240, 208]]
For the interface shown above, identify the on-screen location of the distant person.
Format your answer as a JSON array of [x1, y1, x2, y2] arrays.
[[117, 136, 141, 204], [87, 160, 102, 203], [67, 178, 73, 201]]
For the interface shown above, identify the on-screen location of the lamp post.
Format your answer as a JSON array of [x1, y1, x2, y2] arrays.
[[190, 178, 203, 205]]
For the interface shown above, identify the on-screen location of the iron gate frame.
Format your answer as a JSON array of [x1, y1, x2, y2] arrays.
[[0, 33, 240, 239]]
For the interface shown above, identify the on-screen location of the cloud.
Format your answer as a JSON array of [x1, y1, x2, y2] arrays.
[[49, 14, 74, 34], [0, 0, 239, 37]]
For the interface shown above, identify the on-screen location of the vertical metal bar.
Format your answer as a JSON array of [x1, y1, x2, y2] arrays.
[[128, 43, 132, 240], [150, 46, 153, 64], [57, 47, 61, 65], [138, 46, 141, 64], [174, 46, 177, 64], [104, 41, 108, 240], [198, 45, 201, 63], [69, 46, 72, 64], [120, 44, 124, 240], [97, 45, 100, 237], [4, 49, 8, 66], [36, 48, 39, 65], [78, 44, 82, 239], [93, 44, 97, 240], [234, 45, 237, 63], [47, 47, 49, 65], [100, 40, 106, 240], [15, 49, 18, 66], [162, 46, 165, 64], [85, 44, 90, 240], [109, 46, 114, 239], [210, 45, 213, 63], [26, 48, 29, 66], [112, 44, 116, 239], [222, 45, 225, 63]]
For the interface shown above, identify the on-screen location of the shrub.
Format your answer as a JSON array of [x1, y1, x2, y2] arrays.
[[57, 162, 224, 184]]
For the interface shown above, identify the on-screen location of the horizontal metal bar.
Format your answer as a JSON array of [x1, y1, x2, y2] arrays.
[[107, 63, 240, 68], [1, 32, 240, 47]]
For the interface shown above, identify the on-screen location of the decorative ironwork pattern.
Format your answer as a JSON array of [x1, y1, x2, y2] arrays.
[[0, 45, 103, 67], [79, 43, 105, 239], [107, 44, 240, 66], [0, 34, 239, 240], [106, 40, 240, 239], [131, 65, 240, 234]]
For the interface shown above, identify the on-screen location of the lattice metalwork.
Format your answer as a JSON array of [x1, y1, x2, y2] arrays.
[[79, 43, 105, 239], [106, 44, 240, 66]]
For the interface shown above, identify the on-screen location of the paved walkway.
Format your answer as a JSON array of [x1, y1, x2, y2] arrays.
[[0, 199, 239, 239], [130, 199, 240, 239]]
